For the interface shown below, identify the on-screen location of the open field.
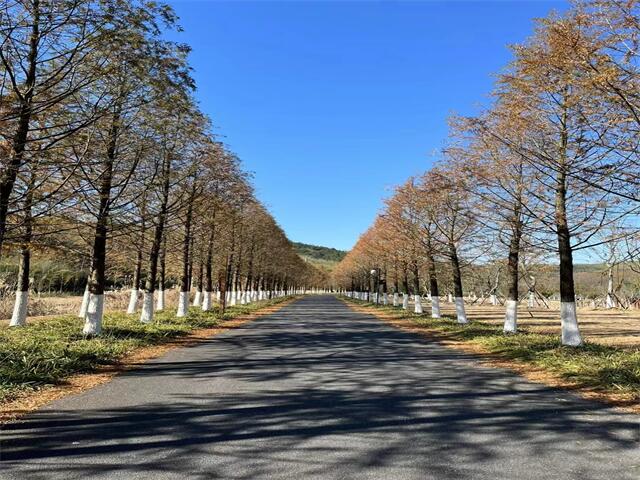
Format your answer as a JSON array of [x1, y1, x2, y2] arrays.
[[435, 303, 640, 348], [0, 294, 85, 321], [0, 290, 183, 325]]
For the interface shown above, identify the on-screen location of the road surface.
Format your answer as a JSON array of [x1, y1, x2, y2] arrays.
[[1, 295, 638, 479]]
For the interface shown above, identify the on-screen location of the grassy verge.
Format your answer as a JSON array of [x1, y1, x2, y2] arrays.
[[344, 298, 640, 407], [0, 297, 292, 404]]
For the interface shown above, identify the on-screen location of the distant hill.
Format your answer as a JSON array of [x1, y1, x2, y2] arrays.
[[574, 263, 607, 273], [293, 242, 347, 271]]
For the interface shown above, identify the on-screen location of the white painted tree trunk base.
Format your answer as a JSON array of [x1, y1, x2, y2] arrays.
[[393, 292, 399, 307], [78, 285, 90, 318], [605, 294, 615, 309], [156, 290, 165, 311], [177, 291, 189, 317], [402, 294, 409, 310], [455, 297, 468, 324], [193, 291, 202, 307], [414, 295, 423, 314], [561, 301, 582, 346], [9, 291, 28, 327], [490, 294, 498, 306], [606, 273, 614, 308], [528, 292, 534, 308], [126, 289, 138, 314], [431, 295, 441, 319], [503, 299, 518, 333], [383, 293, 388, 305], [140, 292, 154, 323], [202, 291, 212, 311], [447, 293, 453, 303], [83, 294, 104, 336]]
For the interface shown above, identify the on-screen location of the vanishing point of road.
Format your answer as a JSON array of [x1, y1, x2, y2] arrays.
[[1, 296, 638, 479]]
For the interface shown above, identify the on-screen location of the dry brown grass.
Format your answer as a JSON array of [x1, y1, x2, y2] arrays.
[[0, 289, 185, 324], [435, 302, 640, 347]]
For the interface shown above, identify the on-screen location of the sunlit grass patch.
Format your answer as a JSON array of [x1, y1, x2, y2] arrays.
[[0, 297, 290, 403]]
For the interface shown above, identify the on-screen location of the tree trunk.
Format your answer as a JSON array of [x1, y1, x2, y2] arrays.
[[177, 185, 195, 317], [141, 155, 171, 323], [244, 244, 254, 304], [233, 258, 242, 304], [412, 261, 423, 314], [156, 236, 166, 311], [426, 240, 440, 318], [402, 264, 409, 295], [187, 236, 194, 291], [127, 248, 142, 314], [402, 292, 409, 310], [382, 268, 388, 305], [218, 269, 228, 313], [605, 266, 615, 308], [504, 212, 522, 333], [556, 168, 582, 345], [193, 258, 203, 306], [225, 253, 234, 306], [10, 177, 34, 327], [393, 262, 399, 293], [202, 220, 215, 311], [83, 110, 119, 335], [449, 241, 468, 324], [127, 210, 145, 314]]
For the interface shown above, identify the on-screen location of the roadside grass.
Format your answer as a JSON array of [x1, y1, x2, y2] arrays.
[[0, 298, 290, 403], [344, 298, 640, 404]]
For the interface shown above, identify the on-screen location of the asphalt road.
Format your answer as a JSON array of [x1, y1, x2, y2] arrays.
[[1, 295, 638, 479]]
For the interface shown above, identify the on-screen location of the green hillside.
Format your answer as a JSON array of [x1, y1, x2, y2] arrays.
[[293, 242, 347, 272], [293, 242, 347, 262]]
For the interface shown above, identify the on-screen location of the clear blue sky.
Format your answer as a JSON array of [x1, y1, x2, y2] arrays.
[[167, 0, 566, 251]]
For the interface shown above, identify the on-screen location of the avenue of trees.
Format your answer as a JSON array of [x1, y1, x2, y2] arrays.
[[0, 0, 325, 334], [334, 0, 640, 346]]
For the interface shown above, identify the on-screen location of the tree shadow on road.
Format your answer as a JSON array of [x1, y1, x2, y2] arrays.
[[1, 296, 638, 479]]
